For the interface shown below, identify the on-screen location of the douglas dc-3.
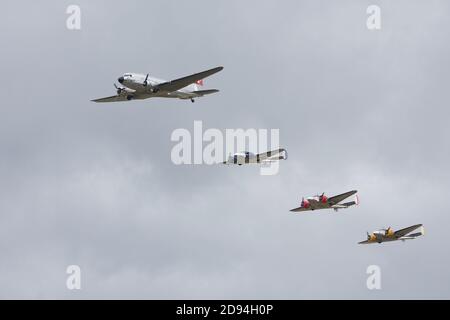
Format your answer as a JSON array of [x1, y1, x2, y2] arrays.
[[92, 66, 223, 103], [290, 190, 358, 213], [359, 224, 424, 244], [222, 149, 288, 165]]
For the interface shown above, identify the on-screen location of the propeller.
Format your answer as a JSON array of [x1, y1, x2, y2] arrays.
[[319, 192, 328, 203], [384, 227, 392, 236], [367, 232, 371, 240], [143, 74, 149, 86]]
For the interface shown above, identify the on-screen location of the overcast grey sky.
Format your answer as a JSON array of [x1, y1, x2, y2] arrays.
[[1, 0, 449, 299]]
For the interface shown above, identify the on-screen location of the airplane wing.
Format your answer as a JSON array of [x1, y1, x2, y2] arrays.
[[327, 190, 358, 205], [358, 240, 371, 244], [289, 206, 310, 212], [91, 95, 129, 103], [394, 224, 423, 238], [256, 148, 287, 162], [156, 66, 223, 92]]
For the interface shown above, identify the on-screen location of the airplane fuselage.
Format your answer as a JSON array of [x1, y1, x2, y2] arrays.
[[299, 197, 352, 211], [225, 152, 259, 165], [365, 234, 412, 244], [224, 149, 287, 165], [119, 73, 199, 99]]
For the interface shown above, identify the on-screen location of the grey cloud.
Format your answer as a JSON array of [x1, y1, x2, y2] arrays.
[[0, 0, 449, 298]]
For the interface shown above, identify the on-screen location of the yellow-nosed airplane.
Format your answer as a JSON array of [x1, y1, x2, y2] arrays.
[[359, 224, 424, 244]]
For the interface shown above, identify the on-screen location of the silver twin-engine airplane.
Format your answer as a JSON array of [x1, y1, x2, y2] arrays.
[[92, 66, 223, 103], [290, 190, 358, 213], [222, 149, 288, 166], [359, 224, 424, 244]]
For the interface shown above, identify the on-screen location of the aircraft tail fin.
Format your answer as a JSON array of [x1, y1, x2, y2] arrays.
[[193, 79, 204, 91], [411, 226, 425, 237]]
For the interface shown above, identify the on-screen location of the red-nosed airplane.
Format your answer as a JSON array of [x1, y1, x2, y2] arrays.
[[290, 190, 358, 213]]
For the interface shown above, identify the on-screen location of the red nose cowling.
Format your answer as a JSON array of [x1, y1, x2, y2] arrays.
[[302, 200, 310, 208]]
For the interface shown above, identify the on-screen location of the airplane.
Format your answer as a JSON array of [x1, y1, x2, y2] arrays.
[[91, 66, 223, 103], [222, 148, 288, 165], [290, 190, 358, 213], [359, 224, 424, 244]]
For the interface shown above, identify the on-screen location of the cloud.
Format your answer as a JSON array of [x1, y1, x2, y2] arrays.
[[0, 0, 449, 298]]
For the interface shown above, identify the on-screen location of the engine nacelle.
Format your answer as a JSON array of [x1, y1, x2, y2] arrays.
[[385, 227, 394, 237], [320, 195, 328, 203], [117, 87, 135, 96], [302, 199, 310, 208], [368, 233, 377, 241]]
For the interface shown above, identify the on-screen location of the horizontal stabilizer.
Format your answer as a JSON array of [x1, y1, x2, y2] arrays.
[[341, 201, 356, 207], [264, 155, 286, 161], [407, 232, 422, 238], [193, 89, 219, 96]]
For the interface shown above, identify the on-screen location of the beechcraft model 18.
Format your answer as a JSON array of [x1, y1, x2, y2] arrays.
[[222, 148, 288, 166], [290, 190, 358, 213], [359, 224, 424, 244], [92, 66, 223, 103]]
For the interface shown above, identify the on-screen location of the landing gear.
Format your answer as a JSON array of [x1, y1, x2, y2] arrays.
[[191, 98, 195, 103], [126, 95, 133, 101]]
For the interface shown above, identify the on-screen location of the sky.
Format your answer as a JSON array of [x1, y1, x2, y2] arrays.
[[0, 0, 449, 299]]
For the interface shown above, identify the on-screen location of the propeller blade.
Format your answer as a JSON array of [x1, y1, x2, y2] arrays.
[[143, 74, 149, 86]]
